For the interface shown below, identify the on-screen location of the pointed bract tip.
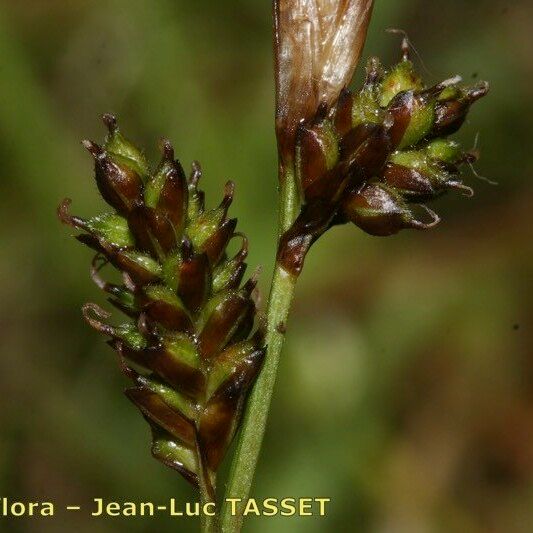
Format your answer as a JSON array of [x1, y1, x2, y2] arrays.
[[437, 75, 463, 89], [365, 56, 382, 84], [468, 81, 489, 101], [181, 236, 194, 259], [160, 138, 175, 161], [232, 232, 249, 261], [243, 266, 262, 294], [82, 139, 105, 159], [82, 302, 115, 336], [221, 181, 235, 210], [190, 161, 202, 186], [448, 181, 475, 197], [102, 113, 118, 134], [57, 198, 87, 230], [253, 315, 268, 343]]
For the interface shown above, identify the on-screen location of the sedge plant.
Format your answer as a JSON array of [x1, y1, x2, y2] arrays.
[[59, 1, 488, 532]]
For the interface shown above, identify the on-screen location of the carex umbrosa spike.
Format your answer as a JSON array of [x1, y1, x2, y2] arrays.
[[58, 115, 265, 505], [277, 36, 488, 275]]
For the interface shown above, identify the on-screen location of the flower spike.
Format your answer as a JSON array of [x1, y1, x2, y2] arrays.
[[275, 34, 488, 274], [59, 116, 264, 496]]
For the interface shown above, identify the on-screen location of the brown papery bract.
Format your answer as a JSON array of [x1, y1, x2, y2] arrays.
[[274, 0, 374, 164]]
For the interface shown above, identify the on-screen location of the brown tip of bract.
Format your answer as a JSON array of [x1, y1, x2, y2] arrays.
[[181, 236, 194, 260], [82, 302, 115, 336], [468, 81, 490, 102], [220, 181, 235, 211], [102, 113, 118, 134], [160, 138, 175, 161], [57, 198, 87, 230], [190, 161, 202, 186], [254, 315, 268, 342], [57, 198, 73, 225], [365, 56, 382, 84], [243, 266, 262, 295], [232, 232, 249, 261], [448, 182, 475, 197], [82, 139, 105, 159]]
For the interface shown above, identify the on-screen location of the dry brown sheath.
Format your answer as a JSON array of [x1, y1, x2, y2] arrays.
[[274, 0, 375, 165]]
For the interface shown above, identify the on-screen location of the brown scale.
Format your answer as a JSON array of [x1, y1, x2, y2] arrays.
[[82, 140, 144, 216], [432, 82, 489, 137]]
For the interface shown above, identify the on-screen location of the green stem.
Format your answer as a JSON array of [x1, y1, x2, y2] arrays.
[[197, 444, 220, 533], [199, 493, 219, 533], [220, 164, 300, 532]]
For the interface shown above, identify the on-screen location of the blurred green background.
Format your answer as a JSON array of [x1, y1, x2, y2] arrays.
[[0, 0, 532, 531]]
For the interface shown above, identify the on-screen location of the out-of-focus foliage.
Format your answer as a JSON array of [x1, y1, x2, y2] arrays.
[[0, 1, 531, 532]]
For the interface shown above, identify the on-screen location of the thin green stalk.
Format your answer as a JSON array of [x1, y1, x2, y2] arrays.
[[198, 451, 220, 533], [199, 491, 220, 533], [221, 164, 300, 532]]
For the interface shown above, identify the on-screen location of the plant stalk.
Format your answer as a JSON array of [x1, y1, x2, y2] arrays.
[[197, 441, 220, 533], [220, 164, 300, 532], [199, 491, 219, 533]]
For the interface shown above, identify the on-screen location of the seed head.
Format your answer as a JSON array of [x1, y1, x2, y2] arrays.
[[59, 116, 265, 492], [277, 40, 488, 274]]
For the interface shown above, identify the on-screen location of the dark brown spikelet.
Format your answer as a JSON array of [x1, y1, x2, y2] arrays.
[[278, 44, 488, 275], [59, 116, 265, 495]]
